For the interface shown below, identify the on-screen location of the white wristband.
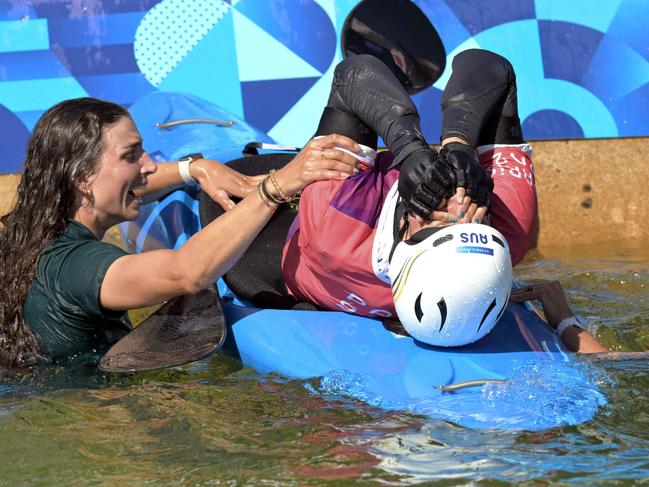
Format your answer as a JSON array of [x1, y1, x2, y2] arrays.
[[555, 315, 588, 338], [178, 158, 197, 185]]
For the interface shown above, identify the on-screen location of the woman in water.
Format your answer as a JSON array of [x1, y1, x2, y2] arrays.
[[0, 97, 360, 366]]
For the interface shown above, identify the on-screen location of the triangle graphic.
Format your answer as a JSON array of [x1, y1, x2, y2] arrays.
[[134, 0, 231, 86], [241, 77, 320, 132], [159, 10, 244, 118], [234, 0, 335, 73], [233, 9, 321, 82], [267, 64, 337, 145]]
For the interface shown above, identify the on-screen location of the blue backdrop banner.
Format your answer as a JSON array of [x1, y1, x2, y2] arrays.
[[1, 0, 648, 173]]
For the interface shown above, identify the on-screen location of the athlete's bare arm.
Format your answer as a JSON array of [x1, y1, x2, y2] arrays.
[[510, 281, 608, 353]]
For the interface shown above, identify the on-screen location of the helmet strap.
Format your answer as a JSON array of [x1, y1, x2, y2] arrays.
[[389, 198, 410, 262]]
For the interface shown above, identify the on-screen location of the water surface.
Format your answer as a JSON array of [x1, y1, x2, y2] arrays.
[[1, 242, 648, 485]]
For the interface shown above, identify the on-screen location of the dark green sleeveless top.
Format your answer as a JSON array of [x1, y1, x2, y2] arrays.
[[24, 220, 132, 361]]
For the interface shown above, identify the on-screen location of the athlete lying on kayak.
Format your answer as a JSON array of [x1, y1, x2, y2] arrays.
[[201, 49, 605, 354]]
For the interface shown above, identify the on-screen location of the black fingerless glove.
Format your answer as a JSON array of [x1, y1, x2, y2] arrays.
[[440, 142, 493, 207], [398, 148, 454, 218]]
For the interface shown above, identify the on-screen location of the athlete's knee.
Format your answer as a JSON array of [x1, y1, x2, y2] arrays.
[[328, 55, 381, 114], [442, 49, 522, 145], [334, 54, 387, 81], [452, 49, 515, 84], [318, 58, 379, 145]]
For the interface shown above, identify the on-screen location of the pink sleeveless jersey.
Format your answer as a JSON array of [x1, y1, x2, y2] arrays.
[[282, 145, 537, 316]]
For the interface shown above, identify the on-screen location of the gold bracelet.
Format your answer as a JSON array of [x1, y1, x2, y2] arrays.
[[261, 176, 285, 205], [268, 169, 293, 202], [257, 181, 279, 208]]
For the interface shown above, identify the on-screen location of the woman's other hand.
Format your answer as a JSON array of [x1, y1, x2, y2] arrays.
[[191, 158, 264, 211], [273, 134, 360, 196]]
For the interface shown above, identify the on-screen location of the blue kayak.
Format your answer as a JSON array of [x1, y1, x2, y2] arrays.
[[123, 92, 606, 430]]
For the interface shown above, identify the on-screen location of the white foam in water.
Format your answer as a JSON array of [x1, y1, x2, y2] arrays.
[[319, 369, 386, 408], [315, 360, 609, 430]]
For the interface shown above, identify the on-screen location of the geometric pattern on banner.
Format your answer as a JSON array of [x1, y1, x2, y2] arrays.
[[443, 0, 536, 36], [538, 21, 604, 85], [521, 109, 585, 140], [157, 9, 244, 118], [46, 12, 144, 49], [241, 77, 321, 132], [430, 17, 619, 139], [582, 34, 649, 101], [534, 0, 622, 33], [606, 0, 648, 62], [2, 0, 649, 172], [31, 0, 162, 18], [412, 87, 444, 146], [232, 8, 322, 82], [416, 0, 649, 142], [0, 3, 37, 21], [234, 0, 336, 73], [134, 0, 231, 86], [51, 44, 141, 77]]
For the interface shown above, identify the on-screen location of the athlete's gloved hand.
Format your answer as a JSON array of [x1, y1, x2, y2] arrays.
[[440, 142, 493, 208], [398, 148, 454, 218]]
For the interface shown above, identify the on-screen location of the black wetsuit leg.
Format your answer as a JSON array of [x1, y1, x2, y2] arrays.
[[317, 53, 427, 165], [435, 49, 525, 208], [441, 49, 524, 146], [315, 53, 453, 218], [199, 153, 314, 309]]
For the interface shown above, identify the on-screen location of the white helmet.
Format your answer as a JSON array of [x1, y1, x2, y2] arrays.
[[389, 223, 513, 347]]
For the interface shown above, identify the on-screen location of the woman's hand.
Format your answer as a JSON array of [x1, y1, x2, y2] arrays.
[[405, 195, 492, 229], [272, 134, 361, 196], [191, 158, 264, 210]]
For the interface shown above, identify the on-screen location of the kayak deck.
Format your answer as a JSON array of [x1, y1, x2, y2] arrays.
[[221, 293, 606, 430]]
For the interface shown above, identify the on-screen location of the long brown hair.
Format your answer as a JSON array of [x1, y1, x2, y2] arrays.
[[0, 98, 130, 366]]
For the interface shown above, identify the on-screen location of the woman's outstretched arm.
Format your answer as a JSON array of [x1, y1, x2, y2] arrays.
[[136, 158, 263, 210], [100, 134, 361, 311]]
